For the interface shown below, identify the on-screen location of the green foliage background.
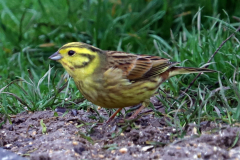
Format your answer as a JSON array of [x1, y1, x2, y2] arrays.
[[0, 0, 240, 126]]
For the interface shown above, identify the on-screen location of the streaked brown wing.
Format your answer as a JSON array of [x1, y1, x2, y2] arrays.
[[106, 51, 176, 80]]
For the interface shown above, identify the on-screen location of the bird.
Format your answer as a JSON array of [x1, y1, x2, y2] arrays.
[[49, 42, 216, 123]]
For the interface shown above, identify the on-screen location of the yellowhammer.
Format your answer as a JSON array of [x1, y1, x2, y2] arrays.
[[49, 42, 215, 122]]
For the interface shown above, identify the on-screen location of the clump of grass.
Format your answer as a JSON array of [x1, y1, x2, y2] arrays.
[[155, 12, 240, 134], [0, 67, 86, 123]]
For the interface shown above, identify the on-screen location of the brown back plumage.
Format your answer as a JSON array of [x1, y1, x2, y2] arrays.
[[106, 51, 178, 81]]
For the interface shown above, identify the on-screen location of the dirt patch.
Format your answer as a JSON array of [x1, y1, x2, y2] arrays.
[[1, 105, 240, 160]]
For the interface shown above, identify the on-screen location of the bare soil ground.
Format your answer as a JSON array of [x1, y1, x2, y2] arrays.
[[1, 101, 240, 160]]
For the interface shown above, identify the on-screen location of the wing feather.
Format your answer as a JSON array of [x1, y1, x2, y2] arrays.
[[106, 51, 176, 81]]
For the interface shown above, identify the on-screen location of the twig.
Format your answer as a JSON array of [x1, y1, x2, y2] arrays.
[[233, 16, 240, 22], [181, 25, 240, 96], [141, 105, 164, 115]]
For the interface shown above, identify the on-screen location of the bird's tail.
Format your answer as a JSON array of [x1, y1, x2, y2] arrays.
[[168, 67, 216, 78]]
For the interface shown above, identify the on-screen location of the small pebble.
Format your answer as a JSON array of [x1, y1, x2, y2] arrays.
[[153, 155, 160, 159], [192, 127, 198, 135], [65, 150, 71, 155], [193, 154, 198, 159], [132, 154, 137, 157], [32, 131, 36, 136], [71, 109, 77, 116], [213, 146, 217, 151], [74, 153, 80, 157], [141, 145, 154, 152], [5, 144, 12, 148], [20, 133, 26, 138], [55, 108, 67, 113], [119, 148, 128, 154], [72, 141, 79, 145], [11, 146, 18, 152], [176, 146, 181, 150], [197, 153, 201, 158], [49, 150, 53, 154], [8, 125, 14, 131], [99, 154, 104, 158]]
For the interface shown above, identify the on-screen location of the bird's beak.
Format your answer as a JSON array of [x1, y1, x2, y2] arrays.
[[49, 51, 63, 61]]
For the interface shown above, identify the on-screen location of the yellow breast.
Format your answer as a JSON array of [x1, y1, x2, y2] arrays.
[[74, 76, 162, 109]]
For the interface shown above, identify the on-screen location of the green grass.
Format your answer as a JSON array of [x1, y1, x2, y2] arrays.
[[1, 0, 240, 131]]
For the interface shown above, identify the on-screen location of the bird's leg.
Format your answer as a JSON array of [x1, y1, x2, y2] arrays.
[[106, 108, 122, 123], [127, 105, 145, 120], [128, 99, 150, 120]]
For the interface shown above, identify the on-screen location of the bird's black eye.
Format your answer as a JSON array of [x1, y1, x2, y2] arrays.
[[68, 50, 75, 56]]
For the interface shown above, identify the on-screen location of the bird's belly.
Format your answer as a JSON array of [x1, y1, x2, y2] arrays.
[[75, 78, 160, 109], [96, 89, 157, 109]]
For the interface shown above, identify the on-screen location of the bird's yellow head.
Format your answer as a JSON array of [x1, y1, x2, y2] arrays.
[[49, 42, 103, 79]]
